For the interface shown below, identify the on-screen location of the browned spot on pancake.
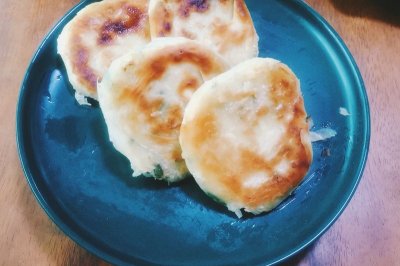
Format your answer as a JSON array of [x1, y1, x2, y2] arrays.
[[221, 174, 243, 197], [212, 23, 248, 53], [179, 0, 209, 18], [183, 111, 246, 196], [218, 0, 230, 5], [171, 146, 184, 161], [235, 0, 251, 22], [256, 106, 269, 118], [212, 24, 228, 37], [152, 3, 174, 37], [270, 66, 299, 118], [178, 76, 200, 98], [151, 104, 183, 135], [142, 45, 224, 78], [242, 126, 310, 207], [121, 87, 173, 144], [189, 112, 217, 149], [237, 66, 310, 208], [215, 124, 310, 208], [72, 44, 98, 92], [163, 22, 171, 33], [98, 5, 146, 45]]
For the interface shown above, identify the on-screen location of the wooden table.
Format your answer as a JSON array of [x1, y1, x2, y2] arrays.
[[1, 0, 399, 265]]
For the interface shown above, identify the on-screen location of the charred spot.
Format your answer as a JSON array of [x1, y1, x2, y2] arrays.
[[188, 0, 209, 10], [105, 21, 127, 34], [99, 33, 113, 44], [163, 22, 171, 32], [179, 0, 209, 17], [155, 5, 173, 37], [158, 22, 172, 37], [98, 6, 144, 45]]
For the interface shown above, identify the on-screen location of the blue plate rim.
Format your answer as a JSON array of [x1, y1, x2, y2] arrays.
[[16, 0, 371, 265]]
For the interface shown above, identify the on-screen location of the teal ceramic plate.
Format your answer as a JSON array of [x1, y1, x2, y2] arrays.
[[17, 0, 370, 265]]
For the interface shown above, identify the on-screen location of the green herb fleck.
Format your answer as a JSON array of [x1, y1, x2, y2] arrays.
[[153, 164, 164, 179]]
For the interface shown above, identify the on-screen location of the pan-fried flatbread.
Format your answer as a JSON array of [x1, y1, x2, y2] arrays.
[[57, 0, 150, 100], [180, 58, 312, 216], [98, 37, 228, 182], [149, 0, 259, 66]]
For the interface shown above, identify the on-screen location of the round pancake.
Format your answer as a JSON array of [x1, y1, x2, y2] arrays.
[[179, 58, 313, 215], [57, 0, 150, 100], [98, 37, 228, 182], [148, 0, 259, 66]]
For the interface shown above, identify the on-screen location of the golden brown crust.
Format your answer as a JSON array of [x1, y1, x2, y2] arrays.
[[177, 75, 200, 99], [71, 46, 98, 91], [150, 2, 174, 37], [235, 0, 251, 22], [97, 5, 147, 45]]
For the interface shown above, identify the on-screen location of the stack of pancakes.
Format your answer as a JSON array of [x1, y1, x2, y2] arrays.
[[58, 0, 312, 217]]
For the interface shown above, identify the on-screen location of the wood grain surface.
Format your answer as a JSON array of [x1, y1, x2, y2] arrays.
[[0, 0, 399, 265]]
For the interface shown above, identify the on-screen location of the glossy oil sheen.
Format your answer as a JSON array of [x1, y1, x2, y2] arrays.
[[16, 0, 370, 265]]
